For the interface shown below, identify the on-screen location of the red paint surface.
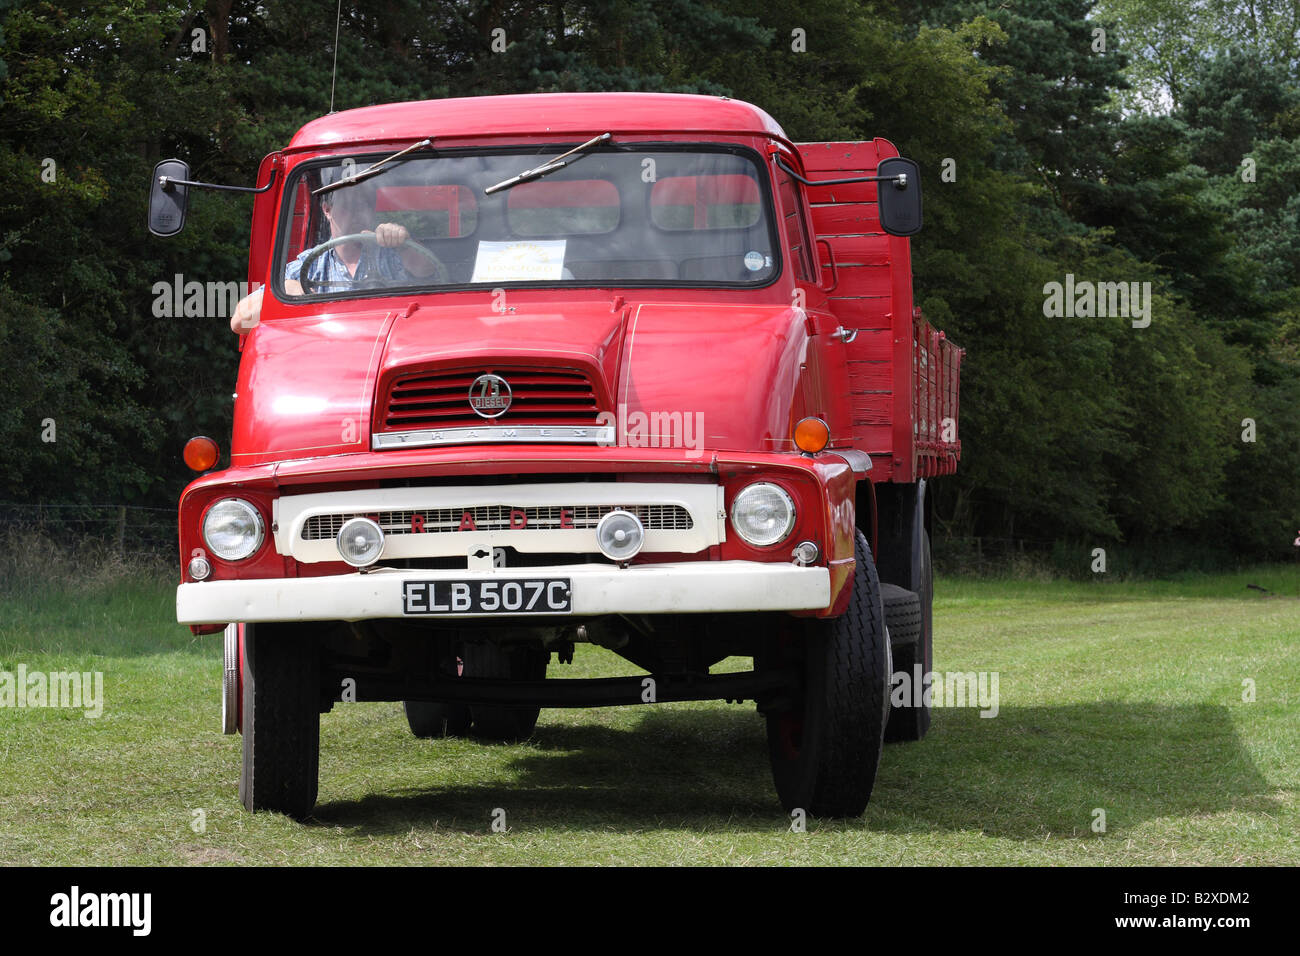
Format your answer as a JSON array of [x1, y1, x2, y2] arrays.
[[190, 93, 964, 617]]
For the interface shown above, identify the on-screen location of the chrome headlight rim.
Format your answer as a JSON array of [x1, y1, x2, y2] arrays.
[[729, 481, 797, 548], [336, 516, 386, 568], [202, 498, 266, 562]]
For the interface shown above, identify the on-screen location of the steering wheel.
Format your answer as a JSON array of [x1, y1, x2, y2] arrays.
[[296, 231, 450, 294]]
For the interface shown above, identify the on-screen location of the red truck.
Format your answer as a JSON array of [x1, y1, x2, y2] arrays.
[[150, 93, 963, 819]]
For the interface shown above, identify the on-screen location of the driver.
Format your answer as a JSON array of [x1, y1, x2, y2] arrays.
[[230, 172, 438, 333]]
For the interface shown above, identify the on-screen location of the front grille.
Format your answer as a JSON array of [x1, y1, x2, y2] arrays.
[[378, 367, 602, 432], [302, 504, 693, 540]]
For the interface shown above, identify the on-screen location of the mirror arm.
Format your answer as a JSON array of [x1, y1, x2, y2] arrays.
[[773, 155, 907, 188], [158, 169, 278, 195]]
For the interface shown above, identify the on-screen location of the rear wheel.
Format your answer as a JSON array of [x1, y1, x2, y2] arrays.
[[239, 623, 321, 818], [881, 584, 922, 646], [885, 530, 933, 743], [404, 650, 472, 738], [403, 700, 473, 738], [765, 530, 891, 817], [465, 642, 549, 742]]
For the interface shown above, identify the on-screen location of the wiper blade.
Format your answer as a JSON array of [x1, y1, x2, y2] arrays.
[[484, 132, 612, 195], [313, 138, 434, 196]]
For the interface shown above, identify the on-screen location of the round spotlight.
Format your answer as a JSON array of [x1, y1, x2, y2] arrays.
[[337, 517, 385, 567], [730, 482, 796, 548], [595, 509, 645, 561], [188, 555, 212, 580], [202, 499, 265, 561], [792, 540, 820, 566]]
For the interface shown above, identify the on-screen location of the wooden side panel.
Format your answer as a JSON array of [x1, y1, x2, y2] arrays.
[[797, 140, 911, 480], [913, 316, 964, 477]]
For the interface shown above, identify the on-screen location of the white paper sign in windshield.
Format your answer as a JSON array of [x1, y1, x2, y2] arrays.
[[471, 240, 567, 282]]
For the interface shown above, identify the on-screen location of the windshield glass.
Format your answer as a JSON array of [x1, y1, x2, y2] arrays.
[[274, 147, 779, 298]]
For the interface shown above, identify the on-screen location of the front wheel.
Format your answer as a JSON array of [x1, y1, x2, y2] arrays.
[[766, 530, 891, 817], [238, 623, 321, 818]]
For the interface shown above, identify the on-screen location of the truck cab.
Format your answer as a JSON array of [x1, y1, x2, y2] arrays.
[[156, 92, 963, 819]]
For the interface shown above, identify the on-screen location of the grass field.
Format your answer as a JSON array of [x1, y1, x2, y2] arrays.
[[0, 553, 1297, 866]]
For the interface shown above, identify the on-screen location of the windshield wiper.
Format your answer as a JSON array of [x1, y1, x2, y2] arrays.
[[312, 138, 435, 196], [484, 132, 612, 195]]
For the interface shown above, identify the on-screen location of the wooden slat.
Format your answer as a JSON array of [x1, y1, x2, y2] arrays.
[[850, 391, 891, 423], [844, 331, 894, 358], [826, 263, 892, 298], [856, 424, 894, 454], [867, 453, 894, 478], [797, 142, 885, 172], [809, 204, 881, 234], [846, 359, 892, 390], [816, 235, 889, 263], [805, 180, 878, 205]]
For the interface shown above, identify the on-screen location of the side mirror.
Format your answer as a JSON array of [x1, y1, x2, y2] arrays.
[[148, 159, 191, 237], [877, 157, 922, 237]]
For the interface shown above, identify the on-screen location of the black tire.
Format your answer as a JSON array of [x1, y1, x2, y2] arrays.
[[239, 623, 320, 818], [881, 583, 922, 646], [885, 530, 933, 743], [403, 700, 473, 738], [765, 530, 891, 817], [464, 642, 548, 742]]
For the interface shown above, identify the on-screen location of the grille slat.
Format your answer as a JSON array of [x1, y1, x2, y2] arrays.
[[387, 399, 596, 415], [303, 504, 693, 540], [379, 367, 603, 434]]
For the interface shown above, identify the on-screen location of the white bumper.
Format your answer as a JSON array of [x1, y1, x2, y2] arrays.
[[177, 561, 830, 624]]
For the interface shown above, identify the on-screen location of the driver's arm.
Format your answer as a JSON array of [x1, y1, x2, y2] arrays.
[[279, 254, 308, 299], [229, 269, 303, 335], [230, 287, 264, 334]]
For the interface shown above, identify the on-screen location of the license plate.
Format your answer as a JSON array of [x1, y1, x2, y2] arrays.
[[402, 578, 572, 615]]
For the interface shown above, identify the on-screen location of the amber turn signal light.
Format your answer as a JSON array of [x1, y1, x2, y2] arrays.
[[793, 417, 830, 454], [184, 436, 220, 472]]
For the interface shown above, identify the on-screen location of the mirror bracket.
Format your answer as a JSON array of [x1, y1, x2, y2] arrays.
[[773, 154, 907, 189], [149, 159, 278, 238], [773, 154, 922, 237], [158, 170, 278, 195]]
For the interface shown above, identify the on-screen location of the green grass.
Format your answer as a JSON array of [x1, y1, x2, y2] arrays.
[[0, 555, 1297, 865]]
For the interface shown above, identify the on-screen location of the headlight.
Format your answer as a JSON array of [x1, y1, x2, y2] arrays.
[[336, 516, 385, 567], [595, 509, 645, 561], [202, 498, 265, 561], [730, 482, 796, 547]]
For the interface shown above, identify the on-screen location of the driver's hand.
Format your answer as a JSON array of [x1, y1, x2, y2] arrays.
[[371, 222, 409, 247], [230, 287, 264, 334]]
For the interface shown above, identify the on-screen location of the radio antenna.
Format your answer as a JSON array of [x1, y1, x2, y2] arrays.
[[329, 0, 343, 113]]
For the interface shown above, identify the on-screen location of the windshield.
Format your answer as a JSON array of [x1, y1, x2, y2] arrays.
[[274, 147, 779, 299]]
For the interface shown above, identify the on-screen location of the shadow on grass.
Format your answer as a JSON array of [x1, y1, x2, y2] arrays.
[[309, 700, 1274, 840]]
